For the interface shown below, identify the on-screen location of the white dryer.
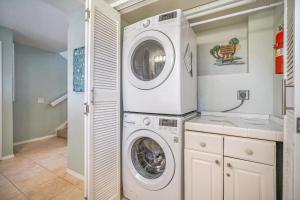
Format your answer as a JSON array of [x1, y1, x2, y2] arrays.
[[122, 112, 196, 200], [122, 10, 197, 115]]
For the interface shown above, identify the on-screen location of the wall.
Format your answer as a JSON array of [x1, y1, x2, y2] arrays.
[[0, 26, 14, 157], [273, 6, 284, 117], [67, 8, 85, 175], [13, 43, 67, 143], [197, 10, 277, 115]]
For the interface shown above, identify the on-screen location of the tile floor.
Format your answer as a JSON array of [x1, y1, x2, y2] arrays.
[[0, 137, 84, 200]]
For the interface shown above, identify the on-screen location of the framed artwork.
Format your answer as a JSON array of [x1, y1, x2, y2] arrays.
[[197, 23, 248, 76], [73, 47, 85, 92]]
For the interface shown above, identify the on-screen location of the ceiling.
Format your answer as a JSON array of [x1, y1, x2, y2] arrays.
[[117, 0, 281, 27], [120, 0, 216, 24], [0, 0, 84, 52]]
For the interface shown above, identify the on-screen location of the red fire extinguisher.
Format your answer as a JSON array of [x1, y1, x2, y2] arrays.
[[274, 24, 284, 74]]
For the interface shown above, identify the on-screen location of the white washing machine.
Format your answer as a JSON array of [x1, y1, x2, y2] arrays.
[[122, 112, 196, 200], [122, 10, 197, 115]]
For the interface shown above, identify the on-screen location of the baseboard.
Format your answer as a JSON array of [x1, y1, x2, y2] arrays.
[[1, 154, 15, 160], [66, 168, 84, 180], [13, 134, 57, 146], [55, 121, 67, 132]]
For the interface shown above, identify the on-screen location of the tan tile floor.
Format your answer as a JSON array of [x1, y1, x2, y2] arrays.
[[0, 137, 84, 200]]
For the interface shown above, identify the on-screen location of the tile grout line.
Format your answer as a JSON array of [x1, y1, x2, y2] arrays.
[[0, 171, 30, 200], [1, 138, 82, 200]]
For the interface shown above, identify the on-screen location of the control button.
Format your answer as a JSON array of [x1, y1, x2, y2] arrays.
[[143, 117, 151, 126], [142, 19, 150, 28]]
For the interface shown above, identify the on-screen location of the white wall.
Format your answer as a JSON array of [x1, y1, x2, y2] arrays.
[[67, 8, 85, 175], [197, 10, 278, 115], [273, 5, 284, 117]]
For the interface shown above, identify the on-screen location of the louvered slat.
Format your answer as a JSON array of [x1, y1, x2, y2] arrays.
[[92, 100, 119, 200], [87, 1, 120, 199]]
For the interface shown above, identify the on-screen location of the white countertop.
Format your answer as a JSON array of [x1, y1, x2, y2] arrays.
[[185, 112, 283, 142]]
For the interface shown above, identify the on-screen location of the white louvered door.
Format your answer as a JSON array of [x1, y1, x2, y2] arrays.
[[85, 0, 121, 200], [283, 0, 296, 199]]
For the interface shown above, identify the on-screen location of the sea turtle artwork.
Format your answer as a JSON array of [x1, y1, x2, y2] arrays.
[[210, 37, 245, 66]]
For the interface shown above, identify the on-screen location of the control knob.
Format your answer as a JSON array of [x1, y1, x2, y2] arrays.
[[143, 117, 151, 126], [142, 19, 150, 28]]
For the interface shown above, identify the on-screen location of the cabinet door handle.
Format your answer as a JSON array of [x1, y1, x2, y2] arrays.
[[227, 163, 232, 168], [245, 148, 254, 156], [199, 142, 206, 148], [215, 160, 220, 165], [226, 173, 231, 177]]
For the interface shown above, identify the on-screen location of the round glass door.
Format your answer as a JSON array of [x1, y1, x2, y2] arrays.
[[131, 137, 166, 179], [127, 30, 175, 90], [131, 40, 166, 81], [125, 130, 175, 190]]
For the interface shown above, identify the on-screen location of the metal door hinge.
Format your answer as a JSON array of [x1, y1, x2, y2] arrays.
[[85, 9, 91, 22], [297, 118, 300, 134], [84, 103, 89, 115], [91, 88, 95, 104]]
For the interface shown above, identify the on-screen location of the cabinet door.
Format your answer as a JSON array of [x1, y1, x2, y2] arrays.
[[185, 149, 223, 200], [224, 157, 276, 200]]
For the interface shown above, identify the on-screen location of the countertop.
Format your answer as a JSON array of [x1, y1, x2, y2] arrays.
[[185, 112, 283, 142]]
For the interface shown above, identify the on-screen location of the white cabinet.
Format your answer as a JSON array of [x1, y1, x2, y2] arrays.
[[185, 149, 223, 200], [184, 131, 277, 200], [224, 157, 276, 200]]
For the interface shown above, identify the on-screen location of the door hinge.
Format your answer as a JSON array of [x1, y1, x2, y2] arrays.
[[84, 103, 89, 115], [91, 88, 95, 105], [85, 9, 91, 22], [297, 118, 300, 134]]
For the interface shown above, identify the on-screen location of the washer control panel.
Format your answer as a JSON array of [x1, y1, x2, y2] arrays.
[[159, 118, 177, 131], [159, 119, 177, 127], [124, 113, 181, 132]]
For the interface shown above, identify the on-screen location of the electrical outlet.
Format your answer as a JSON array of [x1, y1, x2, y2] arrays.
[[237, 90, 250, 100], [37, 97, 45, 104]]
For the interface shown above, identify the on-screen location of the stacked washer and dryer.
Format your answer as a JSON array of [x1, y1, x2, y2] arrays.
[[122, 10, 197, 200]]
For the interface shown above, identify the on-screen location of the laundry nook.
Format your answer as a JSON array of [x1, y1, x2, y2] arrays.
[[0, 0, 299, 200]]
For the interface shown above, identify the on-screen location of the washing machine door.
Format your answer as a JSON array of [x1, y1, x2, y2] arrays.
[[125, 129, 175, 190], [127, 30, 175, 90]]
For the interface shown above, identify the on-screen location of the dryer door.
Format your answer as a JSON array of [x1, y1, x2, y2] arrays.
[[125, 129, 175, 190], [127, 30, 175, 90]]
